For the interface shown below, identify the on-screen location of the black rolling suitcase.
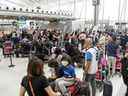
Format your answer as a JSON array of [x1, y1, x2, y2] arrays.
[[103, 80, 113, 96]]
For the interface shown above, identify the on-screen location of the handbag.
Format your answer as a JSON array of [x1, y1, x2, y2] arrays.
[[29, 80, 35, 96]]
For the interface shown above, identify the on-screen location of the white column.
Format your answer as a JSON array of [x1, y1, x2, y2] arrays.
[[92, 0, 100, 26]]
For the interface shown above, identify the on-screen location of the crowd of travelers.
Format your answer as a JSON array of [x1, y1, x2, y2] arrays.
[[0, 28, 128, 96]]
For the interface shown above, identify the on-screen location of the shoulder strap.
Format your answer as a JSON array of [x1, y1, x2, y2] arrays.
[[93, 47, 98, 52], [29, 80, 35, 96], [93, 47, 99, 61]]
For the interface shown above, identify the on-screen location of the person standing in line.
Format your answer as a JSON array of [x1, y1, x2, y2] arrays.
[[106, 35, 118, 77], [83, 38, 99, 96], [19, 56, 61, 96]]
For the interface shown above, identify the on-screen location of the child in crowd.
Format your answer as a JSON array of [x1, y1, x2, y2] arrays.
[[55, 56, 76, 96]]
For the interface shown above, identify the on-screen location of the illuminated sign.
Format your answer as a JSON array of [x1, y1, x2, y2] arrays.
[[17, 16, 27, 28]]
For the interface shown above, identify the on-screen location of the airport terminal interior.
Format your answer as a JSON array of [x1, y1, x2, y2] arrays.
[[0, 0, 128, 96]]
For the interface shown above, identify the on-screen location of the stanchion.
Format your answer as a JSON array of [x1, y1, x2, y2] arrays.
[[8, 54, 15, 68]]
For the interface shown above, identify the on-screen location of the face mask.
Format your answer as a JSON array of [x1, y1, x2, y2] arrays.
[[61, 60, 69, 66]]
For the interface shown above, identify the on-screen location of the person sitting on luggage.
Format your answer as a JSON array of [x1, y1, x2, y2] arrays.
[[55, 56, 76, 96], [121, 52, 128, 96], [19, 56, 61, 96]]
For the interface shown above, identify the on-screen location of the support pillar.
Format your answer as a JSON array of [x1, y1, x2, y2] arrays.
[[92, 0, 100, 26]]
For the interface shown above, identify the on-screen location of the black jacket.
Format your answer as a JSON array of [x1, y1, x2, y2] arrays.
[[121, 57, 128, 78]]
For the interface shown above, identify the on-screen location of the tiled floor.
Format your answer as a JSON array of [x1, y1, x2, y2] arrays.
[[0, 57, 127, 96]]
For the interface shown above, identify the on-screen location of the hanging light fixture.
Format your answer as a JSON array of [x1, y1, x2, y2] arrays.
[[50, 11, 53, 15], [36, 10, 39, 13], [55, 12, 57, 15], [6, 7, 9, 10], [32, 9, 34, 12], [13, 8, 16, 11], [26, 9, 28, 12], [42, 10, 44, 13], [19, 8, 23, 11], [46, 11, 48, 14], [36, 6, 41, 9]]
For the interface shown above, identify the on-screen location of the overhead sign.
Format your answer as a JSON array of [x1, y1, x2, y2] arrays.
[[17, 16, 27, 28], [17, 16, 27, 21]]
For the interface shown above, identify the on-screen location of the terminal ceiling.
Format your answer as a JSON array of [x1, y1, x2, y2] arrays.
[[0, 0, 128, 22]]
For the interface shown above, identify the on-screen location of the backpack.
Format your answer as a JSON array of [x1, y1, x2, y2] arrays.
[[100, 55, 108, 67]]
